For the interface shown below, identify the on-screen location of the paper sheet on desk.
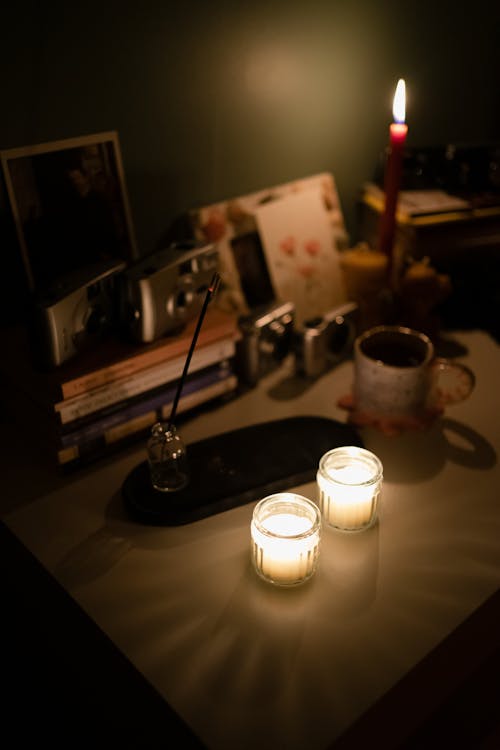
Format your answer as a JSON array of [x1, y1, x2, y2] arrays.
[[397, 189, 471, 214], [363, 182, 471, 215]]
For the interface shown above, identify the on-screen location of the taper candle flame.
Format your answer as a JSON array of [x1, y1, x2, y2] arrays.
[[378, 78, 409, 268], [393, 78, 406, 123]]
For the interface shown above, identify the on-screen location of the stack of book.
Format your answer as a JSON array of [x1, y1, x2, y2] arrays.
[[3, 308, 240, 470]]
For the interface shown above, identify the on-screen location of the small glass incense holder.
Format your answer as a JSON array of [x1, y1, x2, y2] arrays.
[[147, 422, 189, 492]]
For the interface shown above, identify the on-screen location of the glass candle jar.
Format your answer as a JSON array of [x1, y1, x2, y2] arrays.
[[316, 447, 383, 532], [251, 493, 321, 586], [147, 422, 189, 492]]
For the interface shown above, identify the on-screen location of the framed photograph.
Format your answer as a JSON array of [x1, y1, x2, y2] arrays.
[[1, 131, 138, 294], [189, 172, 350, 325]]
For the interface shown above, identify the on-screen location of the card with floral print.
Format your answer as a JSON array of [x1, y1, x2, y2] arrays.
[[189, 173, 348, 318], [254, 187, 346, 325]]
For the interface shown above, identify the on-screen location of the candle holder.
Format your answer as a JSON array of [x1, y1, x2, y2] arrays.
[[251, 493, 321, 587], [316, 447, 383, 532], [145, 272, 219, 494], [147, 422, 189, 492]]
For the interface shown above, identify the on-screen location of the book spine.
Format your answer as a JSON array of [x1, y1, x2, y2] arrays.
[[60, 312, 238, 399], [57, 361, 227, 435], [57, 374, 238, 466], [107, 376, 237, 443], [55, 337, 236, 425], [59, 361, 233, 448]]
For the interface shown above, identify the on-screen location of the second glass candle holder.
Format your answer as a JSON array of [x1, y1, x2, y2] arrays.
[[316, 446, 383, 532]]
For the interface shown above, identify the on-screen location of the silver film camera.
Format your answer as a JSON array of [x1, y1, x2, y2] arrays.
[[121, 241, 219, 343], [294, 301, 358, 378], [35, 259, 126, 367], [236, 300, 295, 385]]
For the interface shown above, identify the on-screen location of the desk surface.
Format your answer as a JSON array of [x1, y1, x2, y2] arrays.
[[3, 329, 500, 749]]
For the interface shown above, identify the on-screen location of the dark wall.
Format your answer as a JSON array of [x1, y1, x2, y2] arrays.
[[1, 0, 499, 320]]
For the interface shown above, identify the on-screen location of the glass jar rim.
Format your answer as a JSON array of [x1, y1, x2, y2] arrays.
[[317, 446, 383, 486], [251, 493, 321, 540]]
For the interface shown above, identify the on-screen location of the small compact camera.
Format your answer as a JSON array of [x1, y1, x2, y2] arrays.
[[120, 241, 219, 343], [236, 300, 295, 386], [294, 301, 358, 379], [35, 259, 126, 368]]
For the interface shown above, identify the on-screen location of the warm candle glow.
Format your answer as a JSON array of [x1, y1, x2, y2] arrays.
[[317, 447, 383, 531], [251, 493, 321, 586], [392, 78, 406, 123]]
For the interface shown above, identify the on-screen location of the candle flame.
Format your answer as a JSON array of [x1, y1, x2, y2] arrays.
[[392, 78, 406, 123]]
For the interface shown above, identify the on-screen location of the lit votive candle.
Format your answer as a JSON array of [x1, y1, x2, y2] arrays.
[[251, 493, 321, 586], [317, 447, 383, 532]]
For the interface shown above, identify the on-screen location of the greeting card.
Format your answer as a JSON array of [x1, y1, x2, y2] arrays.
[[189, 173, 348, 318], [255, 187, 346, 325]]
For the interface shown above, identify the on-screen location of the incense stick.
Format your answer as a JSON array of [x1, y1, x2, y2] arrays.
[[167, 272, 221, 428]]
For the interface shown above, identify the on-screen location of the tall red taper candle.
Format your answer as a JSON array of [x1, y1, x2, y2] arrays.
[[378, 79, 408, 268]]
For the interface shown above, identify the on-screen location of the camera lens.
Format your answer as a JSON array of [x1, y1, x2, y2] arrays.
[[261, 319, 291, 361], [177, 290, 187, 309], [86, 305, 107, 333], [166, 288, 195, 322]]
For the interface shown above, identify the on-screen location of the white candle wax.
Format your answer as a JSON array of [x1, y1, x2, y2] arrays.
[[317, 448, 383, 531], [251, 495, 321, 586]]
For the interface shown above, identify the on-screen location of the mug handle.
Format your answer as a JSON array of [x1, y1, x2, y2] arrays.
[[430, 358, 475, 408]]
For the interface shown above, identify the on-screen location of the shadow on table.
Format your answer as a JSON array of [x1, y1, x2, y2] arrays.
[[363, 417, 496, 484], [54, 494, 380, 628]]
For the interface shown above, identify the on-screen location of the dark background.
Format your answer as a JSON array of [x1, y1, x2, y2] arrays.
[[1, 0, 499, 323]]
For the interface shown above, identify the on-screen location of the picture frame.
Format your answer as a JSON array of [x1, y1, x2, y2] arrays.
[[188, 172, 350, 324], [1, 131, 138, 295]]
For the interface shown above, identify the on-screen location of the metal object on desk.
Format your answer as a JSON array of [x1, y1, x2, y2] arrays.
[[236, 300, 295, 386], [120, 240, 219, 343], [35, 259, 126, 367], [293, 301, 358, 378]]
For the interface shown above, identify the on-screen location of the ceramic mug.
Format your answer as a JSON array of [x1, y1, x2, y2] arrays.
[[353, 325, 475, 421]]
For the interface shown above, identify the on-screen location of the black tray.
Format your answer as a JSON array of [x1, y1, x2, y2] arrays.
[[122, 415, 363, 525]]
